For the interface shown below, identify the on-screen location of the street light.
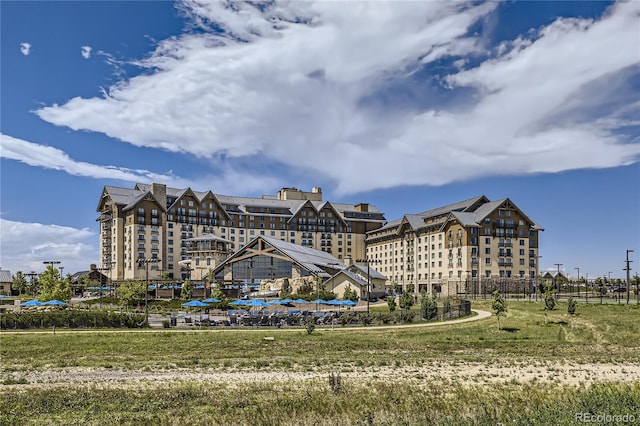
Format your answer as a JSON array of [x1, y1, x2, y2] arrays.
[[574, 267, 580, 298], [43, 260, 61, 274], [95, 263, 114, 309], [25, 271, 38, 297], [356, 258, 381, 314], [554, 263, 563, 298], [138, 258, 160, 327]]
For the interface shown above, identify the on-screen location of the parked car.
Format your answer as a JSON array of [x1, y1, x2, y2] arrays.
[[611, 285, 627, 293], [360, 295, 378, 302]]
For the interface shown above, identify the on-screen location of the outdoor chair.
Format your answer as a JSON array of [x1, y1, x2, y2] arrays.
[[258, 315, 271, 326]]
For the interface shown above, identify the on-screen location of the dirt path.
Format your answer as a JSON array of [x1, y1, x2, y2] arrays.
[[4, 359, 639, 390]]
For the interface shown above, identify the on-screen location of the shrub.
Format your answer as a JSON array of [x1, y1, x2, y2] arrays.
[[304, 316, 315, 334], [0, 310, 146, 329], [396, 310, 415, 324], [567, 297, 577, 315]]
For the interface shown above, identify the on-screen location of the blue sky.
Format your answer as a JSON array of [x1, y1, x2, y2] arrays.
[[1, 1, 638, 280]]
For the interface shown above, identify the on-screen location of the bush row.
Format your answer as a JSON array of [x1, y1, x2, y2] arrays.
[[0, 310, 146, 329]]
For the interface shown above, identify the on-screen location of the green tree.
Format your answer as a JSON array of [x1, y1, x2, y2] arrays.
[[181, 279, 192, 300], [386, 296, 397, 312], [343, 285, 358, 302], [492, 290, 507, 330], [542, 282, 556, 324], [12, 272, 28, 295], [442, 296, 451, 318], [37, 266, 71, 302], [118, 280, 146, 307], [211, 283, 225, 300], [421, 291, 437, 320], [567, 297, 577, 315], [399, 291, 414, 311]]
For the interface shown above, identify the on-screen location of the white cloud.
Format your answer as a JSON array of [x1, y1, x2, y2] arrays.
[[81, 45, 92, 59], [0, 218, 96, 275], [20, 42, 31, 55], [0, 133, 281, 195], [33, 1, 640, 194]]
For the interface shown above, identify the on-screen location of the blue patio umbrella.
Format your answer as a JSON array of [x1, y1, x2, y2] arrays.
[[292, 299, 309, 304], [326, 299, 343, 306], [20, 299, 43, 307], [310, 299, 328, 304], [230, 299, 268, 308], [342, 300, 357, 307], [182, 300, 210, 307], [43, 300, 68, 306], [279, 298, 293, 304], [202, 297, 221, 303]]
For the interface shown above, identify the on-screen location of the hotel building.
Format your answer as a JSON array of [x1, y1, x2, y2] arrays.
[[96, 183, 386, 281], [365, 195, 543, 295]]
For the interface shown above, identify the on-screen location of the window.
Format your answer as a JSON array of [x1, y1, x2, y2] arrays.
[[520, 239, 525, 246], [485, 237, 491, 244]]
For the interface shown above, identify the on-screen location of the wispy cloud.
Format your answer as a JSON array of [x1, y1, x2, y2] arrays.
[[33, 1, 640, 194], [81, 45, 92, 59], [0, 218, 96, 275], [20, 42, 31, 56], [0, 133, 281, 195]]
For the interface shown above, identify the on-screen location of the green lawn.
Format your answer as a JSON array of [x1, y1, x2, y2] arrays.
[[1, 301, 639, 425]]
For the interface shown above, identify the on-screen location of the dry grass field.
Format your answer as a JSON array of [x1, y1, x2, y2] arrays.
[[1, 300, 639, 425]]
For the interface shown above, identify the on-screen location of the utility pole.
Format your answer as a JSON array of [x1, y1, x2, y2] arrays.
[[138, 258, 160, 327], [625, 249, 634, 304], [356, 258, 381, 314], [554, 263, 563, 298]]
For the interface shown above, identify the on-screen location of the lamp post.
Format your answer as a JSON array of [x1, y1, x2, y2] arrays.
[[554, 263, 563, 298], [95, 264, 112, 309], [625, 249, 634, 305], [25, 271, 38, 297], [574, 267, 580, 298], [138, 258, 160, 327], [43, 260, 61, 275], [356, 258, 381, 314]]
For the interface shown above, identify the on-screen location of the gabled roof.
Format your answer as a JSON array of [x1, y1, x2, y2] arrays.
[[259, 236, 345, 276], [470, 199, 506, 222], [415, 195, 489, 219], [336, 269, 369, 288], [122, 190, 165, 212], [0, 270, 12, 283], [103, 183, 385, 223], [348, 264, 386, 280], [448, 211, 480, 228], [213, 236, 345, 278]]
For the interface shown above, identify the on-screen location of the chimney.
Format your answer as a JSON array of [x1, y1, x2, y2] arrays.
[[150, 183, 167, 207], [90, 264, 97, 271], [355, 203, 369, 212], [344, 256, 352, 267]]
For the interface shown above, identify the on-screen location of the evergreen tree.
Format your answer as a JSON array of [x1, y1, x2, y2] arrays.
[[181, 279, 192, 300], [492, 290, 507, 330], [12, 272, 28, 295]]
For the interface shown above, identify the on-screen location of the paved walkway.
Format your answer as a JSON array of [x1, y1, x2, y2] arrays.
[[0, 309, 492, 335]]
